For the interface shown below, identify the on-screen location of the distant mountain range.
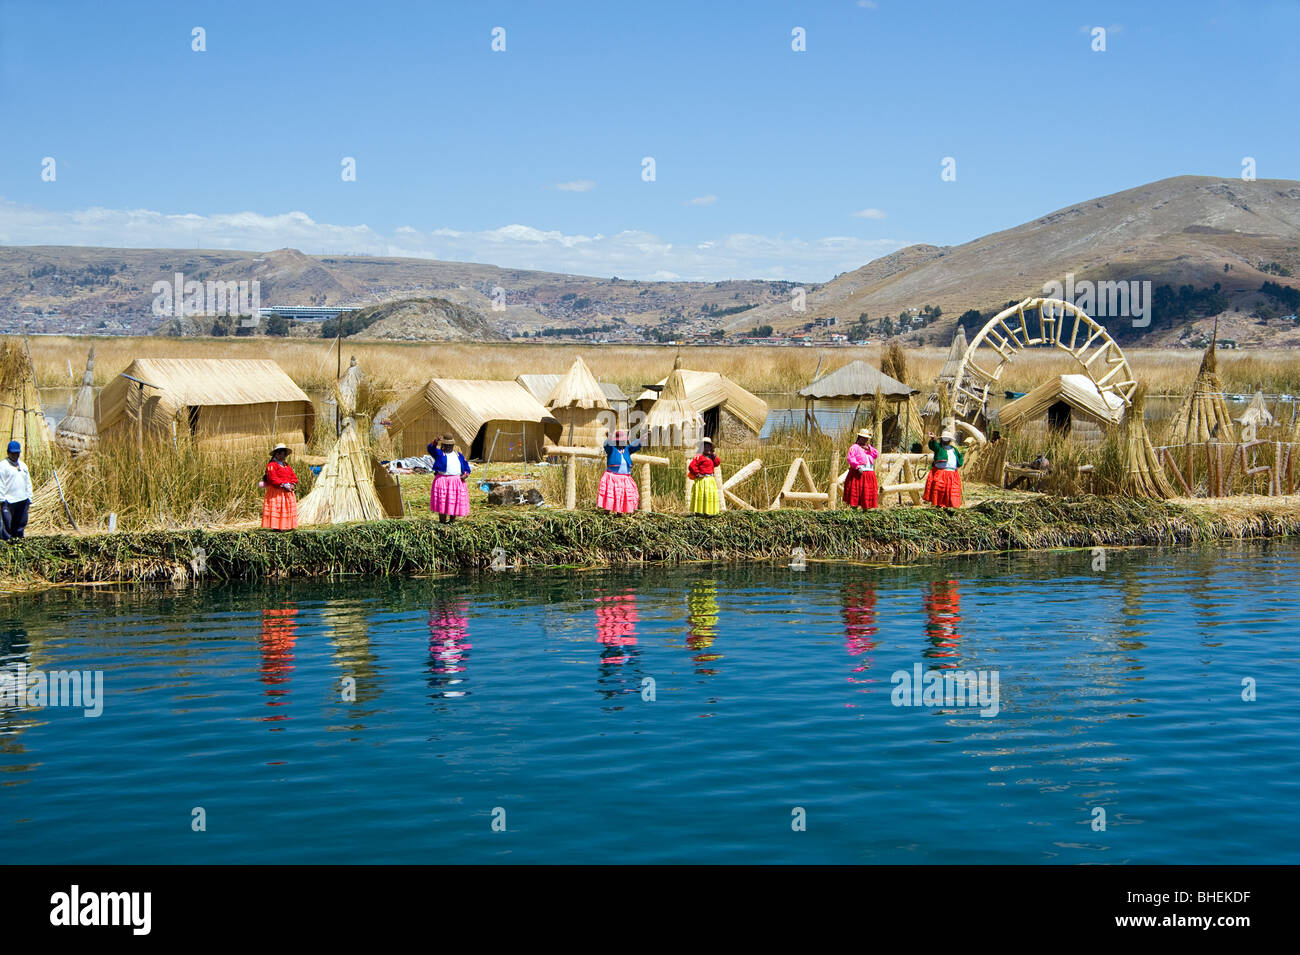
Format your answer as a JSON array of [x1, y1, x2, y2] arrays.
[[2, 175, 1297, 346]]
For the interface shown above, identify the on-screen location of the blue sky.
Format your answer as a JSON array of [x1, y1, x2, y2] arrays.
[[1, 0, 1296, 281]]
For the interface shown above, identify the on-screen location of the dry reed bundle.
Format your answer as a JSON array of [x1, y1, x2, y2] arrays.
[[881, 340, 909, 386], [0, 338, 52, 472], [1121, 387, 1175, 499], [297, 418, 394, 524], [336, 355, 364, 417], [55, 346, 98, 453], [1168, 336, 1236, 444]]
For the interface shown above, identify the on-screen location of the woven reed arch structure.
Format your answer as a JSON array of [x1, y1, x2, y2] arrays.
[[949, 298, 1137, 420]]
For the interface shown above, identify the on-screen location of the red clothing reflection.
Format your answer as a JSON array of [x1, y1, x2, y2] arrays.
[[595, 591, 638, 665], [841, 581, 878, 683], [923, 580, 963, 667], [259, 606, 298, 719]]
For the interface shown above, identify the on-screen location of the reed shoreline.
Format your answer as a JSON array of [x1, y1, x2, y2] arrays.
[[2, 496, 1297, 593]]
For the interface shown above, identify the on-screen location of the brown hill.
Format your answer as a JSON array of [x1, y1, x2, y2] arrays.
[[740, 175, 1300, 345], [342, 297, 505, 342]]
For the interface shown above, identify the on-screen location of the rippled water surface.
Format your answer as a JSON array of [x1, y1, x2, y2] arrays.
[[2, 542, 1298, 863]]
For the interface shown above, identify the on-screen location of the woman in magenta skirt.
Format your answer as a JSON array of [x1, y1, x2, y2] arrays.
[[429, 434, 471, 523], [598, 430, 641, 513]]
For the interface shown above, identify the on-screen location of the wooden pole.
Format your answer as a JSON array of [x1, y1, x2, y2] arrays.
[[640, 461, 653, 513], [565, 456, 577, 510], [136, 381, 144, 463]]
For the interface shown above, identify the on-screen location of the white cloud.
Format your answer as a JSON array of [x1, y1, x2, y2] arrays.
[[851, 208, 887, 219], [554, 179, 596, 192], [686, 195, 718, 206], [0, 198, 909, 282]]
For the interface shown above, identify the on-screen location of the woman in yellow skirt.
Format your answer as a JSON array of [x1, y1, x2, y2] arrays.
[[687, 438, 721, 516]]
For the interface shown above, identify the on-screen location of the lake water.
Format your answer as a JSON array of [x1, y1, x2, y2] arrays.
[[2, 542, 1297, 864]]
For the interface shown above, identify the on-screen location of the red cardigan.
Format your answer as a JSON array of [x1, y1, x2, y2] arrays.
[[688, 452, 719, 478], [266, 460, 298, 488]]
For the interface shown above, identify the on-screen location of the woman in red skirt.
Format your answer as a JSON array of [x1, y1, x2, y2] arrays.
[[262, 443, 299, 530], [923, 430, 964, 508], [842, 428, 880, 509]]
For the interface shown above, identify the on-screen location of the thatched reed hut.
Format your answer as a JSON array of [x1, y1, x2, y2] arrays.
[[539, 356, 616, 447], [997, 374, 1126, 443], [387, 379, 560, 461], [641, 359, 705, 448], [55, 346, 98, 453], [799, 359, 919, 448], [1168, 337, 1235, 445], [0, 339, 52, 466], [97, 358, 315, 452], [634, 365, 767, 443], [517, 371, 629, 434]]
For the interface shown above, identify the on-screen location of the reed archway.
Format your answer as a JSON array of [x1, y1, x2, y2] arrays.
[[948, 297, 1137, 419]]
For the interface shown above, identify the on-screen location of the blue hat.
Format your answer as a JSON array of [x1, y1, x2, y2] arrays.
[[6, 441, 18, 453]]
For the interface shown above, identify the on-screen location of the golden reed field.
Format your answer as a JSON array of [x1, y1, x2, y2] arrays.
[[25, 336, 1300, 397]]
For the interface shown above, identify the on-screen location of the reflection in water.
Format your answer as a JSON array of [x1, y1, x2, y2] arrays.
[[259, 606, 298, 723], [428, 599, 472, 701], [685, 580, 722, 675], [840, 581, 878, 687], [326, 601, 382, 707], [922, 580, 962, 668], [594, 590, 640, 707], [0, 621, 36, 753]]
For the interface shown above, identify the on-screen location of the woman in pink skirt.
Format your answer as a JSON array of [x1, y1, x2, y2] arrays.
[[429, 435, 471, 523], [598, 430, 640, 513]]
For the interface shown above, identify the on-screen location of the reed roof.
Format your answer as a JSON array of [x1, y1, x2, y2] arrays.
[[998, 374, 1127, 429], [636, 367, 768, 433], [798, 360, 915, 401], [541, 356, 613, 411], [390, 378, 559, 445]]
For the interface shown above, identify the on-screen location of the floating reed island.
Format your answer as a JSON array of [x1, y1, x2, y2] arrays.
[[2, 496, 1299, 591]]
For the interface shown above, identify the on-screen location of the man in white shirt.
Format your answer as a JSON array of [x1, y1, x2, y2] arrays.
[[0, 440, 33, 542]]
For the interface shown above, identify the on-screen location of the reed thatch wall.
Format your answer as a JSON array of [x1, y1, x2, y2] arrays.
[[96, 358, 315, 452]]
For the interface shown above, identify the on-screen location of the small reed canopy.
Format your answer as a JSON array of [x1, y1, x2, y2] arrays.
[[56, 346, 98, 454], [635, 363, 767, 442], [800, 358, 918, 448], [1236, 391, 1275, 430], [642, 358, 705, 448], [998, 374, 1127, 434], [1168, 337, 1236, 445], [96, 358, 315, 452], [0, 338, 53, 469], [387, 378, 560, 461], [544, 356, 614, 447]]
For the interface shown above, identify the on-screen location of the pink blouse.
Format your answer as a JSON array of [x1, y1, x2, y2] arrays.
[[847, 443, 879, 471]]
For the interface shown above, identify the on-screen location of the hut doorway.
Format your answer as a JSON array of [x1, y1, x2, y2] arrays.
[[1046, 400, 1072, 434], [701, 405, 720, 441], [187, 405, 200, 436]]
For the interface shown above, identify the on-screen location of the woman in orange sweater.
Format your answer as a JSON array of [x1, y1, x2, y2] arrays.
[[262, 443, 299, 530]]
